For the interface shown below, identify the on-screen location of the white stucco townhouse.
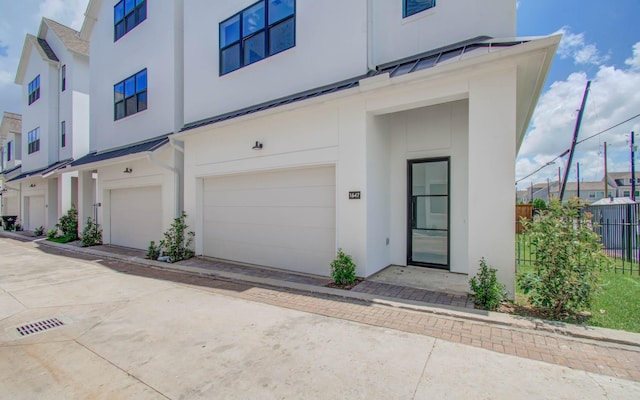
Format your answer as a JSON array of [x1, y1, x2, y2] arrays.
[[1, 112, 23, 219], [69, 0, 184, 250], [8, 18, 90, 232], [176, 0, 560, 295]]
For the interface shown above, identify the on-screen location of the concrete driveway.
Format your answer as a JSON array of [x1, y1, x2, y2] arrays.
[[1, 237, 639, 399]]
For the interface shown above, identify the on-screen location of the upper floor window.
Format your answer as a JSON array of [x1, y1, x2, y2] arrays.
[[28, 128, 40, 154], [28, 75, 40, 105], [7, 141, 12, 161], [403, 0, 436, 18], [61, 65, 66, 91], [61, 121, 66, 148], [114, 69, 147, 120], [114, 0, 147, 41], [220, 0, 295, 75]]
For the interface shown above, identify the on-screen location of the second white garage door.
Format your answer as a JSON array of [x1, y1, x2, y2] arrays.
[[110, 186, 162, 250], [203, 166, 336, 275]]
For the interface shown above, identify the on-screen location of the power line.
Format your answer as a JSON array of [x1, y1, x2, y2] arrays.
[[516, 112, 640, 184], [576, 112, 640, 144]]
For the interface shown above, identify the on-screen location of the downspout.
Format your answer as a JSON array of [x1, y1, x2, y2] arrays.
[[367, 0, 375, 71]]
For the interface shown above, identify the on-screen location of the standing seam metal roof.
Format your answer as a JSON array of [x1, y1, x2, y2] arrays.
[[70, 135, 170, 167]]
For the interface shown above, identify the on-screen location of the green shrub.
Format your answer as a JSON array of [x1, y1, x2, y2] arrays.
[[81, 217, 102, 247], [46, 228, 58, 239], [56, 206, 78, 241], [532, 198, 547, 210], [469, 258, 507, 311], [147, 240, 161, 260], [34, 226, 45, 236], [518, 198, 611, 318], [330, 248, 356, 285], [159, 212, 195, 262]]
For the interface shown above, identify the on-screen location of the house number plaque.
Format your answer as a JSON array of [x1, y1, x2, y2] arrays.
[[349, 191, 361, 200]]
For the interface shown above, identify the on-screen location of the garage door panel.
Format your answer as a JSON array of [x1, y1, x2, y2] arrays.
[[203, 166, 336, 275], [4, 196, 19, 216], [204, 186, 335, 208], [204, 167, 333, 192], [205, 222, 335, 252], [203, 206, 335, 229], [110, 186, 162, 250]]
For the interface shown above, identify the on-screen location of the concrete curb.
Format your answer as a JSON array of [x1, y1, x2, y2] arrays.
[[3, 231, 640, 349]]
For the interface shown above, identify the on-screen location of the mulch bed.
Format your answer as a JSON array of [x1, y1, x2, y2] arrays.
[[326, 278, 364, 290]]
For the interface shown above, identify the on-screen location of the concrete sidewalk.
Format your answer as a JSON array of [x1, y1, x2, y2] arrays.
[[1, 236, 640, 399]]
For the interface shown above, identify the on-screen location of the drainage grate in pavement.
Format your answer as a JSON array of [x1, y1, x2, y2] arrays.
[[16, 318, 65, 337]]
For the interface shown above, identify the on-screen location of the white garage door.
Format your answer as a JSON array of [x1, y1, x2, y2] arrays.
[[203, 166, 336, 275], [110, 186, 162, 250], [27, 196, 45, 231]]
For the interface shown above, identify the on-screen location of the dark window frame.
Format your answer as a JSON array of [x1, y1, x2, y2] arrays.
[[219, 0, 296, 76], [27, 127, 40, 154], [114, 0, 147, 42], [61, 121, 66, 148], [114, 69, 148, 121], [403, 0, 436, 18], [28, 75, 40, 105], [7, 141, 12, 161], [61, 65, 66, 91]]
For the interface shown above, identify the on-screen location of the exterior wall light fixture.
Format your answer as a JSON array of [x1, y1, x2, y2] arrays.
[[123, 167, 133, 174], [252, 141, 263, 150], [29, 183, 36, 188]]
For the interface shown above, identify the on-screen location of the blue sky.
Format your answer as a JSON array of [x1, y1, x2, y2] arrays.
[[0, 1, 639, 188]]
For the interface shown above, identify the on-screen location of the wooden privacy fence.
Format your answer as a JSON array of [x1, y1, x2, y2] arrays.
[[515, 204, 533, 234]]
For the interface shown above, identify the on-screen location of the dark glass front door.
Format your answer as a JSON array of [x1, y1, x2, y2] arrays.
[[408, 158, 450, 269]]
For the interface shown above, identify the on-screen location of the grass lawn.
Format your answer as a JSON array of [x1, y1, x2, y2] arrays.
[[47, 236, 77, 244], [515, 262, 640, 333]]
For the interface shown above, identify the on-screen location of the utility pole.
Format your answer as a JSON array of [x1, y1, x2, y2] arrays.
[[604, 142, 608, 198], [632, 132, 636, 201], [560, 80, 591, 201], [577, 162, 580, 199], [557, 167, 561, 199], [530, 181, 533, 203], [547, 178, 551, 201]]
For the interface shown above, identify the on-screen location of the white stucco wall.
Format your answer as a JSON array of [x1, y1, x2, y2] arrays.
[[371, 0, 516, 66], [20, 48, 55, 173], [88, 0, 184, 152], [183, 0, 368, 124]]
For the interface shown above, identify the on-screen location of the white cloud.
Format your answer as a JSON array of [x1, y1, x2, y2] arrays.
[[517, 41, 640, 189], [38, 0, 89, 30], [555, 27, 609, 65]]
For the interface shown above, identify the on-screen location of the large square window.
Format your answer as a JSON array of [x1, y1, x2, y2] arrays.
[[28, 75, 40, 105], [403, 0, 436, 18], [114, 0, 146, 41], [219, 0, 295, 75], [114, 69, 147, 120]]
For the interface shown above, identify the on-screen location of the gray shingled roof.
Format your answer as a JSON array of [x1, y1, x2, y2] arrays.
[[70, 135, 170, 168], [6, 159, 72, 182], [43, 18, 89, 56], [182, 36, 528, 132]]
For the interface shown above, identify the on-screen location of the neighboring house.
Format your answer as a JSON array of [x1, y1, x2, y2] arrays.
[[175, 0, 559, 296], [8, 18, 90, 231], [68, 0, 184, 250], [606, 172, 640, 199], [520, 179, 615, 205], [0, 112, 23, 217]]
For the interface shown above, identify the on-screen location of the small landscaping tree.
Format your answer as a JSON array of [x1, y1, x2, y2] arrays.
[[81, 217, 103, 247], [469, 258, 507, 311], [532, 198, 547, 210], [518, 198, 611, 318], [330, 248, 356, 285], [56, 206, 78, 241], [159, 211, 195, 262]]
